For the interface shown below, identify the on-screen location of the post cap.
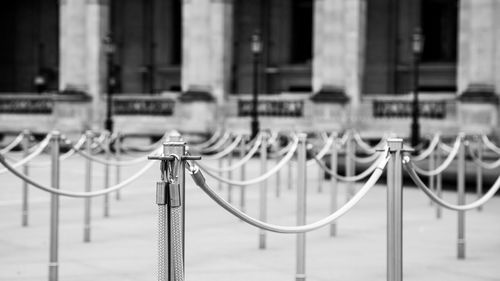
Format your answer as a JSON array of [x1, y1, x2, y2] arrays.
[[386, 138, 403, 152], [297, 133, 308, 142]]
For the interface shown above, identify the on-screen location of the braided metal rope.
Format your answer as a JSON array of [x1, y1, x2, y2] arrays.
[[188, 152, 389, 233], [412, 134, 440, 161], [0, 133, 24, 155], [482, 134, 500, 155], [0, 154, 155, 198], [0, 134, 52, 174], [412, 136, 461, 176], [202, 135, 243, 160], [403, 156, 500, 211], [466, 142, 500, 169]]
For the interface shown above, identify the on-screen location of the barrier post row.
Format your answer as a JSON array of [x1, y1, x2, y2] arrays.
[[345, 131, 355, 201], [296, 133, 307, 281], [239, 135, 247, 213], [114, 132, 122, 201], [259, 133, 268, 249], [436, 150, 442, 219], [84, 130, 93, 242], [103, 131, 111, 217], [156, 134, 186, 281], [457, 136, 466, 259], [227, 140, 233, 203], [48, 131, 61, 281], [428, 148, 436, 206], [386, 138, 403, 281], [329, 136, 338, 237], [476, 138, 483, 211], [21, 129, 31, 227]]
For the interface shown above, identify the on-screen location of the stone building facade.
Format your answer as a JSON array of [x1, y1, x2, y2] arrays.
[[0, 0, 498, 138]]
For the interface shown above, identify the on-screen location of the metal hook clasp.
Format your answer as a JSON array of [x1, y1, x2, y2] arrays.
[[167, 154, 181, 183]]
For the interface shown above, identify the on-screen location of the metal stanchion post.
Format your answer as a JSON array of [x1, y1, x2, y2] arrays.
[[288, 153, 293, 190], [317, 156, 323, 193], [276, 156, 281, 197], [227, 147, 233, 203], [457, 136, 466, 259], [296, 133, 307, 281], [330, 139, 338, 237], [240, 136, 247, 212], [436, 149, 442, 219], [218, 158, 223, 191], [386, 138, 403, 281], [428, 149, 435, 206], [346, 132, 355, 201], [259, 134, 268, 249], [114, 132, 122, 201], [476, 139, 483, 211], [154, 134, 187, 281], [48, 132, 61, 281], [84, 131, 93, 242], [103, 131, 111, 217], [21, 130, 30, 227]]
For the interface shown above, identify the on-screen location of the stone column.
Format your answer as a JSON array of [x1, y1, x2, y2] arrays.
[[457, 0, 498, 134], [59, 0, 87, 92], [179, 0, 233, 132], [86, 0, 109, 129], [57, 0, 109, 132], [311, 0, 366, 129], [459, 0, 496, 97]]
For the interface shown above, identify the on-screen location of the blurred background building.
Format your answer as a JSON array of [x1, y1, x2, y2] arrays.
[[0, 0, 498, 138]]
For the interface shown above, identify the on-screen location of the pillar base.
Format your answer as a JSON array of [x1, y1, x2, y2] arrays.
[[310, 86, 349, 103], [178, 89, 215, 103], [459, 84, 498, 103]]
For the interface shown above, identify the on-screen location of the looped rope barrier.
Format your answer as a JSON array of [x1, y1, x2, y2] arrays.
[[346, 150, 381, 164], [338, 132, 349, 147], [197, 136, 299, 186], [201, 134, 263, 172], [306, 135, 335, 166], [403, 156, 500, 211], [466, 142, 500, 169], [481, 134, 500, 155], [187, 151, 390, 233], [74, 144, 161, 166], [439, 142, 453, 153], [189, 128, 223, 150], [412, 134, 440, 161], [268, 135, 295, 159], [412, 136, 461, 176], [0, 153, 156, 198], [121, 131, 168, 152], [202, 135, 243, 160], [201, 132, 231, 153], [0, 133, 24, 155], [315, 147, 389, 182], [353, 132, 386, 154], [29, 136, 87, 167], [0, 134, 52, 174]]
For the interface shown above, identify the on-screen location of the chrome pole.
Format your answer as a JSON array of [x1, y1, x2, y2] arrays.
[[21, 129, 30, 227], [428, 148, 435, 206], [457, 136, 466, 259], [258, 133, 268, 249], [386, 138, 403, 281], [476, 138, 483, 211], [330, 137, 338, 237], [345, 132, 355, 201], [84, 131, 93, 242], [436, 149, 442, 219], [103, 131, 111, 217], [276, 155, 281, 198], [239, 136, 247, 213], [48, 131, 61, 281], [227, 146, 233, 203], [296, 133, 307, 281], [288, 143, 293, 190], [163, 134, 186, 281], [317, 156, 323, 193], [114, 132, 122, 200], [218, 157, 223, 191]]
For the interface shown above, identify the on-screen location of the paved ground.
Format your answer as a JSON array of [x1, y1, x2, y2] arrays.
[[0, 151, 499, 281]]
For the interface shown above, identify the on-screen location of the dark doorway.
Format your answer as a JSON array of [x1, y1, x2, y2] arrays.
[[0, 0, 59, 93], [111, 0, 182, 94]]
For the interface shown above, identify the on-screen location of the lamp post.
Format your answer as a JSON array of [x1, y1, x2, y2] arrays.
[[411, 27, 423, 148], [104, 35, 116, 133], [251, 30, 262, 139]]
